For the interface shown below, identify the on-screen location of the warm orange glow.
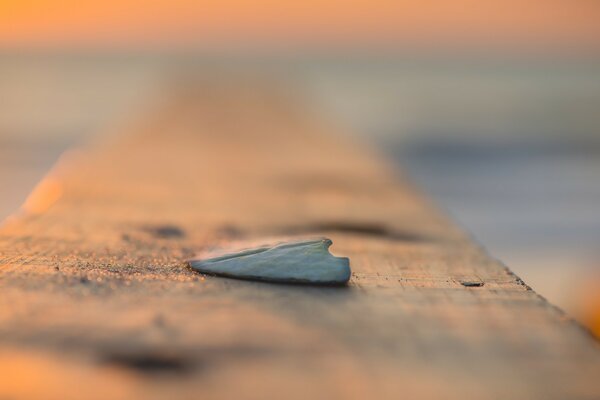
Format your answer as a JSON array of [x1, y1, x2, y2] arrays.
[[580, 278, 600, 338], [0, 349, 135, 400], [1, 0, 600, 49], [22, 177, 63, 215]]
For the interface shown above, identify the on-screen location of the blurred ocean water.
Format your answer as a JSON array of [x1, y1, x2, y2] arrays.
[[1, 53, 599, 324]]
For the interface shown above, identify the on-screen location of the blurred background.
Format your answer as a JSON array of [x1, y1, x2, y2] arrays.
[[1, 0, 599, 336]]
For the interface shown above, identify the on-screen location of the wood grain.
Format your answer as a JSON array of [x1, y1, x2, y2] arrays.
[[1, 80, 599, 400]]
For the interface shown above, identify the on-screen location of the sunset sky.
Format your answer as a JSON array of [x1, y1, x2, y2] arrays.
[[1, 0, 600, 50]]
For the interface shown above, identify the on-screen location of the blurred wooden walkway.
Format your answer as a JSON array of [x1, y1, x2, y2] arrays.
[[0, 80, 599, 399]]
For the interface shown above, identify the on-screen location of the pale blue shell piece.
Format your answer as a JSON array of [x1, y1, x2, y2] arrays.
[[189, 238, 350, 285]]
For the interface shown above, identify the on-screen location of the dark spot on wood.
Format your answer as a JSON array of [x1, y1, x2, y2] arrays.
[[153, 314, 166, 327], [215, 224, 244, 238], [279, 222, 430, 242], [143, 224, 186, 239], [274, 173, 376, 194], [102, 351, 194, 375], [460, 281, 484, 287]]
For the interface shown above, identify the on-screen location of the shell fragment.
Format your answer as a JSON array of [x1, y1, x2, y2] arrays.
[[188, 238, 350, 285]]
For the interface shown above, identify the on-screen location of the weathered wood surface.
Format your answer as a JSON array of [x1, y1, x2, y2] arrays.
[[0, 80, 599, 400]]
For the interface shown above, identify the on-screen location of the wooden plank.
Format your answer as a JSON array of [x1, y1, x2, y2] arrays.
[[0, 80, 599, 400]]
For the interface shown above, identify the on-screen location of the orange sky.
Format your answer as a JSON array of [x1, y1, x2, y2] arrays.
[[1, 0, 600, 50]]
